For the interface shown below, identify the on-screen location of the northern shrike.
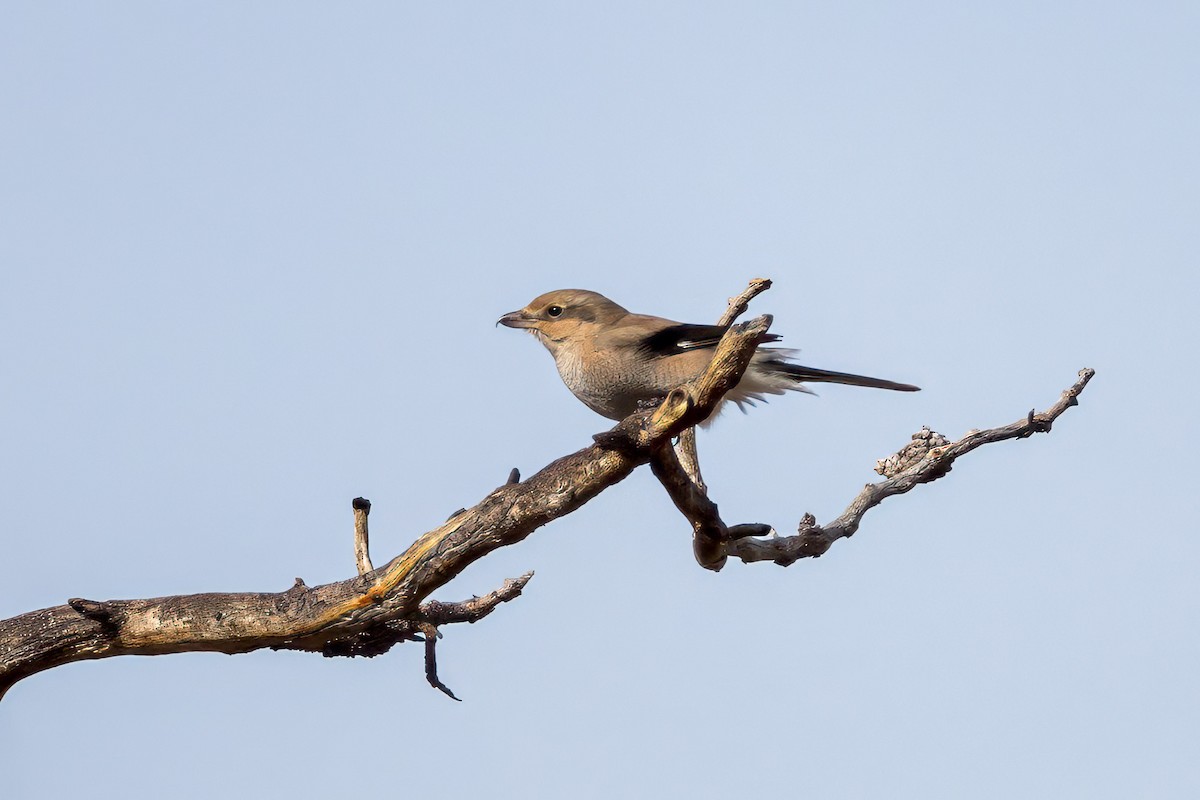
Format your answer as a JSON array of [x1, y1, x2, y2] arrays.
[[499, 289, 918, 421]]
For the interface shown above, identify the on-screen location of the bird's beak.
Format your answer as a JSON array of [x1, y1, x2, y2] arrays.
[[497, 310, 536, 329]]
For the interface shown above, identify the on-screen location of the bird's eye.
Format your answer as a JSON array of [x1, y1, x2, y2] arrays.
[[546, 305, 564, 317]]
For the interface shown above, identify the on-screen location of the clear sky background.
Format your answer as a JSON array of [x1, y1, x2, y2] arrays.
[[2, 4, 1197, 798]]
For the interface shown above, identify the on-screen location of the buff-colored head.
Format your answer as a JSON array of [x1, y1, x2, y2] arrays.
[[497, 289, 629, 351]]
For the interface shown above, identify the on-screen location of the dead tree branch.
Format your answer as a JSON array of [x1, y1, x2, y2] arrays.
[[0, 278, 1093, 701], [672, 277, 775, 495], [0, 311, 773, 701], [662, 368, 1095, 568], [728, 367, 1095, 565]]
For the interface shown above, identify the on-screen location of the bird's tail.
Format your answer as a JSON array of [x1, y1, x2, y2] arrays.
[[706, 350, 919, 424], [773, 361, 920, 393]]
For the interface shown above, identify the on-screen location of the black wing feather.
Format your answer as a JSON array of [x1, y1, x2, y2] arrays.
[[639, 323, 782, 357]]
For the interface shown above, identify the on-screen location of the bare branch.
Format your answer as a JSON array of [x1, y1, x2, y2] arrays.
[[719, 277, 774, 326], [0, 313, 771, 701], [418, 573, 534, 626], [664, 277, 775, 563], [353, 497, 374, 576], [420, 624, 460, 701], [651, 444, 729, 570], [726, 368, 1096, 565], [292, 573, 530, 666], [874, 428, 950, 478], [0, 274, 1093, 703]]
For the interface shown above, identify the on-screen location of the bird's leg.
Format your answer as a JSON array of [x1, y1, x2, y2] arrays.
[[636, 396, 665, 413]]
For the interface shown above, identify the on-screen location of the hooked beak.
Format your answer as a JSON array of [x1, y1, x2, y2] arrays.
[[497, 310, 537, 329]]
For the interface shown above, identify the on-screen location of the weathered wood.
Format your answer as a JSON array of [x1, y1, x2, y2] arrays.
[[0, 312, 774, 701], [656, 368, 1095, 568], [0, 276, 1095, 703], [733, 368, 1095, 565], [352, 497, 374, 576], [671, 277, 774, 496]]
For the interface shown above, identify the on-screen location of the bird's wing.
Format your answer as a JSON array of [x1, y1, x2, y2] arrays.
[[637, 323, 781, 357]]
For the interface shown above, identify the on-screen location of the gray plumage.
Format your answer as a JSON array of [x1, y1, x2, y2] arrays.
[[499, 289, 918, 421]]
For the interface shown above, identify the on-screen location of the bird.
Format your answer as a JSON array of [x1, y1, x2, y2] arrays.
[[498, 289, 919, 422]]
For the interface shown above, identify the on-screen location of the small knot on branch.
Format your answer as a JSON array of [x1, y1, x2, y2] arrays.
[[650, 387, 694, 433], [68, 598, 118, 631], [277, 580, 313, 613], [720, 278, 773, 325], [1019, 408, 1053, 437], [593, 415, 648, 453], [875, 427, 951, 477]]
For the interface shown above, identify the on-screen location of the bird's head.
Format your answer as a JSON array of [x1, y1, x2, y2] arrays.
[[498, 289, 628, 351]]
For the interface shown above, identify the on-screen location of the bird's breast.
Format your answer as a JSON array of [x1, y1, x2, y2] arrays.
[[550, 346, 645, 420]]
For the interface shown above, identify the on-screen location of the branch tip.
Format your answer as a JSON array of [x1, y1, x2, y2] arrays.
[[724, 368, 1095, 567], [421, 625, 461, 701], [719, 278, 774, 326], [353, 500, 374, 576]]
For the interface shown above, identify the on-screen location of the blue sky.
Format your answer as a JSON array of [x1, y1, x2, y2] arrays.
[[2, 4, 1197, 798]]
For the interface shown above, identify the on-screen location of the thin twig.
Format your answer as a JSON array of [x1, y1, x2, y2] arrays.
[[420, 623, 460, 701], [726, 368, 1096, 565], [719, 278, 774, 326], [419, 573, 534, 625]]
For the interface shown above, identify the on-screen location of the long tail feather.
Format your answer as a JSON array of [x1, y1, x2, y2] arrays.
[[776, 362, 920, 392]]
